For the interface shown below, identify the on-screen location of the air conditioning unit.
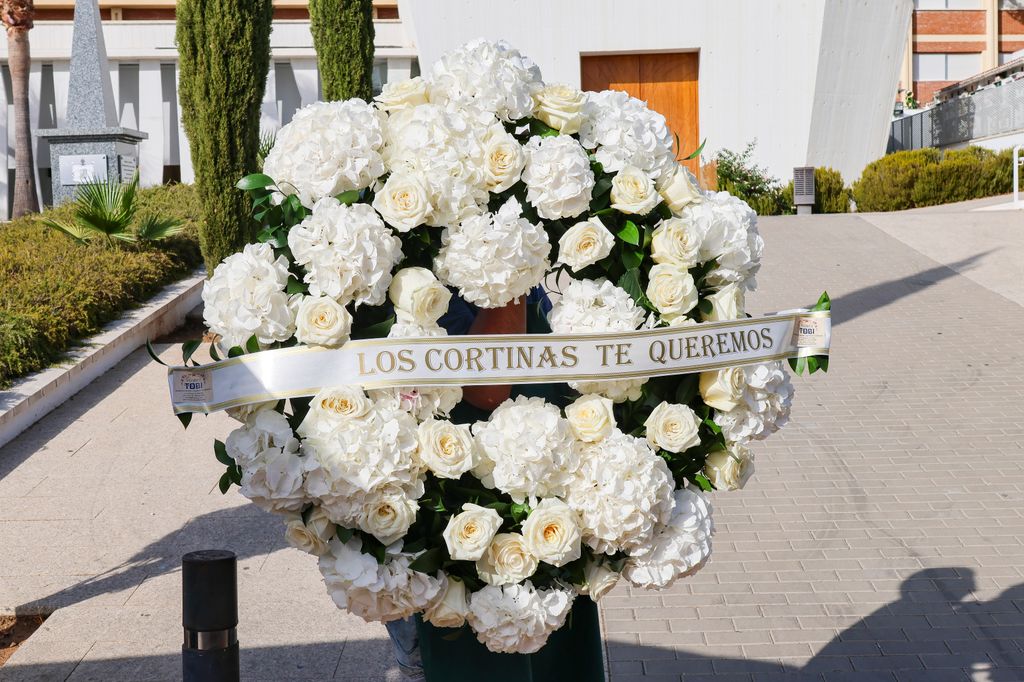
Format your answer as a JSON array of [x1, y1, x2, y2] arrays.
[[793, 166, 815, 215]]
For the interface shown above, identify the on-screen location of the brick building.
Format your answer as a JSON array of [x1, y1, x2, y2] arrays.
[[902, 0, 1024, 104]]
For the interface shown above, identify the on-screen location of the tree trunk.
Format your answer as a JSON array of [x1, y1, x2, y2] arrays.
[[309, 0, 374, 102], [3, 0, 38, 218]]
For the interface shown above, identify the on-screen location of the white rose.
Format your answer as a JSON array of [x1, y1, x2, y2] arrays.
[[297, 386, 373, 439], [704, 444, 755, 491], [284, 507, 335, 556], [359, 493, 418, 546], [443, 503, 503, 561], [374, 76, 429, 112], [701, 282, 745, 322], [644, 402, 702, 453], [565, 394, 615, 443], [533, 84, 586, 134], [424, 574, 470, 628], [651, 217, 701, 269], [388, 267, 452, 326], [581, 558, 620, 602], [556, 218, 613, 272], [476, 533, 539, 586], [657, 163, 703, 214], [417, 419, 477, 480], [372, 173, 432, 233], [610, 165, 660, 215], [483, 130, 525, 193], [521, 499, 581, 568], [646, 264, 698, 322], [295, 295, 353, 348], [699, 367, 747, 412]]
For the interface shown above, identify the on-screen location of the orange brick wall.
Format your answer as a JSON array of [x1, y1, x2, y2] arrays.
[[913, 41, 985, 52], [913, 80, 956, 104], [913, 10, 986, 34], [1001, 10, 1024, 33]]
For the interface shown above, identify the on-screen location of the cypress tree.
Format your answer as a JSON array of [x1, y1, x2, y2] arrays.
[[309, 0, 374, 102], [176, 0, 272, 270]]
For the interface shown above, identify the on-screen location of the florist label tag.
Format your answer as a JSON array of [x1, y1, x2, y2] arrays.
[[167, 308, 831, 415]]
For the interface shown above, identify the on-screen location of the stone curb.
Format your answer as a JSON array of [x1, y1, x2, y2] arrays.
[[0, 268, 206, 450]]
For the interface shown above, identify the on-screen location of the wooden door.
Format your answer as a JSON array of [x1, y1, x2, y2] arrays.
[[581, 53, 700, 174]]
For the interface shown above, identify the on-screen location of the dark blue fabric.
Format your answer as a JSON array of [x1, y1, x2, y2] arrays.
[[437, 286, 552, 336]]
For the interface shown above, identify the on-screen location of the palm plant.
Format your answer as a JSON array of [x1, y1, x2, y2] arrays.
[[43, 174, 184, 245]]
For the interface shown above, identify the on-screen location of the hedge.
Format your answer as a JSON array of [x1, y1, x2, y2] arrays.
[[853, 147, 1013, 212], [780, 167, 851, 214], [0, 183, 204, 388]]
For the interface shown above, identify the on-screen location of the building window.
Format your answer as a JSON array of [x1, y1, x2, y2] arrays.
[[1000, 52, 1022, 64], [914, 0, 981, 8], [913, 52, 983, 80]]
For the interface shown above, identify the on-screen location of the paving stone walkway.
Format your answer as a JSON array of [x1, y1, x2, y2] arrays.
[[2, 200, 1023, 681]]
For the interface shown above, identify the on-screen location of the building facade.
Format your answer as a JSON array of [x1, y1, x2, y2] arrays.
[[901, 0, 1024, 105], [4, 0, 912, 218]]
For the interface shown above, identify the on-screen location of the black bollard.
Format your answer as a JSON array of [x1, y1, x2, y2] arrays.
[[182, 549, 240, 682]]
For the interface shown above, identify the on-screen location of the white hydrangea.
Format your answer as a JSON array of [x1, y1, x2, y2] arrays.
[[368, 322, 463, 420], [565, 429, 675, 556], [319, 537, 442, 623], [549, 279, 647, 402], [681, 191, 764, 289], [225, 408, 295, 468], [287, 198, 402, 307], [434, 197, 551, 308], [467, 582, 574, 654], [382, 103, 491, 227], [579, 90, 675, 180], [263, 99, 386, 207], [202, 243, 296, 350], [238, 439, 315, 514], [472, 396, 578, 503], [714, 361, 793, 444], [522, 135, 595, 220], [623, 487, 714, 589], [429, 38, 543, 121]]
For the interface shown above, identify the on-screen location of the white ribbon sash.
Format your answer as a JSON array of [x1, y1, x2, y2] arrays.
[[167, 309, 831, 414]]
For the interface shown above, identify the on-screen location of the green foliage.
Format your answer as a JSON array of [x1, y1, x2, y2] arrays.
[[0, 184, 203, 388], [780, 167, 851, 214], [309, 0, 374, 102], [42, 174, 184, 245], [714, 141, 790, 216], [176, 0, 273, 270]]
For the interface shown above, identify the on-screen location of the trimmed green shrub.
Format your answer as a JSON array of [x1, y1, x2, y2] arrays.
[[309, 0, 374, 101], [780, 167, 851, 214], [911, 156, 989, 207], [176, 0, 273, 270], [0, 184, 203, 388], [715, 142, 789, 216], [852, 148, 941, 212]]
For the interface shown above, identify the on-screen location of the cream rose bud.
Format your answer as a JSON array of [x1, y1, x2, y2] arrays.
[[374, 76, 429, 112], [295, 295, 353, 347], [565, 394, 615, 442], [699, 367, 747, 412], [417, 419, 476, 479], [424, 574, 470, 628], [388, 267, 452, 326], [359, 493, 418, 546], [646, 264, 698, 322], [581, 558, 620, 602], [644, 401, 702, 453], [443, 504, 503, 561], [556, 218, 614, 272], [533, 84, 586, 135], [521, 499, 582, 567], [651, 217, 701, 268], [704, 444, 755, 491], [702, 282, 745, 322], [657, 163, 703, 214], [475, 533, 540, 586], [610, 165, 660, 215], [372, 173, 432, 232], [483, 130, 526, 193], [283, 507, 334, 556]]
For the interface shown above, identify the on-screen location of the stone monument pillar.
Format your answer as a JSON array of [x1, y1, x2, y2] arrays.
[[34, 0, 147, 206]]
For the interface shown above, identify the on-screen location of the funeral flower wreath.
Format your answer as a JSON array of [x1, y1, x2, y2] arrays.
[[166, 39, 828, 654]]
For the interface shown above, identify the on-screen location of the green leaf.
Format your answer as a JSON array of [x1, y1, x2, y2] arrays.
[[176, 412, 193, 429], [218, 471, 232, 494], [209, 343, 222, 362], [698, 299, 713, 316], [789, 356, 809, 375], [256, 226, 276, 243], [245, 335, 261, 354], [408, 547, 446, 574], [617, 268, 644, 303], [684, 138, 707, 161], [510, 503, 531, 523], [592, 176, 613, 198], [146, 339, 167, 366], [181, 339, 201, 366], [694, 472, 714, 492], [335, 189, 360, 205], [227, 345, 245, 358], [621, 247, 643, 270], [616, 220, 640, 246], [529, 118, 559, 137], [135, 214, 184, 242], [813, 291, 831, 312], [214, 440, 232, 466], [590, 207, 615, 217], [286, 276, 308, 295], [237, 173, 276, 191], [351, 316, 395, 340], [336, 527, 355, 543]]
